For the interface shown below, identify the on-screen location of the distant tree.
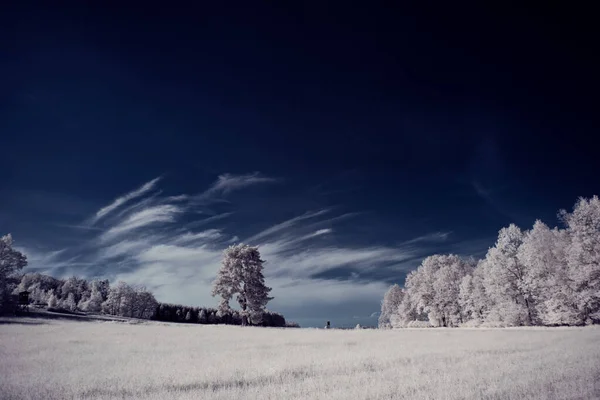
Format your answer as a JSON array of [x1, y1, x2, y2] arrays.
[[482, 224, 535, 326], [560, 196, 600, 324], [458, 264, 488, 324], [63, 292, 77, 312], [517, 221, 577, 325], [80, 284, 105, 313], [378, 284, 404, 329], [379, 194, 600, 328], [102, 281, 132, 316], [0, 234, 27, 312], [17, 272, 63, 295], [207, 310, 216, 324], [212, 244, 273, 326], [47, 290, 58, 309], [133, 287, 158, 319], [198, 309, 207, 324], [61, 276, 89, 306], [403, 255, 472, 327], [185, 311, 192, 322]]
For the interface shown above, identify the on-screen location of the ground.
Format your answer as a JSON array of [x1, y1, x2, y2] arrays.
[[1, 316, 599, 399]]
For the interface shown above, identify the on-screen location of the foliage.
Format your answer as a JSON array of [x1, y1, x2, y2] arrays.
[[382, 195, 600, 328], [212, 244, 273, 325], [0, 234, 28, 313]]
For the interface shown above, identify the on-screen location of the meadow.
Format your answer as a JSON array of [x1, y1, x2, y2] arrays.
[[1, 317, 599, 399]]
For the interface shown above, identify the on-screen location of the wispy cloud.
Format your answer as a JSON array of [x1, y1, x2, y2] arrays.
[[228, 236, 239, 243], [199, 172, 279, 199], [172, 229, 222, 245], [17, 247, 87, 274], [187, 212, 233, 229], [91, 176, 161, 224], [246, 209, 330, 243], [402, 231, 452, 245], [289, 228, 333, 244], [54, 223, 104, 231], [472, 180, 492, 201], [102, 204, 182, 240], [260, 245, 415, 278]]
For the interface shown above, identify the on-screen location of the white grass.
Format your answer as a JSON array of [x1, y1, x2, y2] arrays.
[[1, 318, 600, 399]]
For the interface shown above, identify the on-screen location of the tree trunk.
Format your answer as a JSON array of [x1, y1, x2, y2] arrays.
[[524, 297, 533, 326]]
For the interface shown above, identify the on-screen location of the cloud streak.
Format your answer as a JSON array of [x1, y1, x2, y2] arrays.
[[91, 176, 161, 224], [199, 172, 279, 199], [246, 209, 330, 243], [402, 231, 452, 245], [102, 204, 182, 240]]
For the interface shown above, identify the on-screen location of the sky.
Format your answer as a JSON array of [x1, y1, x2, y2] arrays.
[[1, 4, 598, 327]]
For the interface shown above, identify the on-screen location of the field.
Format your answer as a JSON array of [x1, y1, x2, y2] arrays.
[[1, 317, 600, 399]]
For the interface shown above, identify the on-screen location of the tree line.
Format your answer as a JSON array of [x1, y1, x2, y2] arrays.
[[7, 272, 158, 319], [379, 196, 600, 328], [1, 237, 295, 327], [153, 302, 288, 327]]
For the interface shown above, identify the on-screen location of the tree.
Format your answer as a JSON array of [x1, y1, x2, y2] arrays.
[[517, 221, 577, 325], [47, 290, 58, 309], [0, 234, 27, 312], [560, 196, 600, 324], [458, 264, 488, 324], [212, 244, 273, 326], [390, 289, 428, 328], [63, 292, 77, 312], [102, 281, 133, 316], [198, 309, 207, 324], [378, 284, 404, 328], [80, 284, 104, 313], [61, 276, 89, 306], [482, 224, 535, 326], [134, 288, 158, 319], [403, 255, 472, 327]]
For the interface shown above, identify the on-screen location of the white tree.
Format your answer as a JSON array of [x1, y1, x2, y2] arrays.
[[0, 233, 27, 311], [47, 290, 58, 309], [390, 291, 425, 328], [458, 264, 488, 324], [560, 196, 600, 324], [61, 276, 89, 306], [403, 254, 472, 327], [0, 234, 28, 312], [134, 288, 157, 319], [63, 292, 77, 312], [102, 281, 133, 316], [482, 224, 535, 326], [517, 220, 578, 325], [378, 284, 404, 328], [212, 244, 272, 326], [80, 284, 104, 313]]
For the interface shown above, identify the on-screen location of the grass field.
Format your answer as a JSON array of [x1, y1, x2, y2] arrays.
[[1, 317, 599, 399]]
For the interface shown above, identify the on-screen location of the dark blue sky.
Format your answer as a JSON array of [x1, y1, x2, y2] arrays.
[[1, 3, 598, 327]]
